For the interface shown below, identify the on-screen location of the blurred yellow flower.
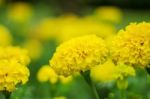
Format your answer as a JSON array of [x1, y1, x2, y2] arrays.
[[37, 65, 72, 84], [34, 15, 79, 42], [37, 65, 58, 84], [53, 96, 66, 99], [56, 17, 81, 42], [94, 6, 122, 23], [23, 39, 43, 60], [32, 14, 116, 43], [80, 19, 116, 39], [50, 35, 108, 76], [90, 59, 116, 82], [7, 2, 32, 23], [57, 18, 116, 42], [0, 46, 30, 65], [0, 25, 12, 46], [91, 60, 135, 83], [111, 22, 150, 67], [0, 60, 30, 92], [32, 18, 59, 40]]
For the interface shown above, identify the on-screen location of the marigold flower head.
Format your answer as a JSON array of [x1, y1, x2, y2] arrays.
[[0, 25, 12, 46], [0, 60, 30, 92], [111, 22, 150, 67], [50, 35, 108, 76], [0, 46, 30, 65], [37, 65, 58, 84]]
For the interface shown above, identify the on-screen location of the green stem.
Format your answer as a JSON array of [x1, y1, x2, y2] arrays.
[[3, 91, 11, 99], [120, 89, 126, 99], [117, 79, 128, 99], [81, 71, 100, 99], [90, 80, 100, 99], [49, 82, 57, 98], [146, 67, 150, 75]]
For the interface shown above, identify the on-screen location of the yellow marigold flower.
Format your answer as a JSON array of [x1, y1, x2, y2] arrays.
[[0, 46, 30, 65], [7, 2, 32, 23], [111, 22, 150, 67], [94, 6, 122, 23], [0, 60, 30, 92], [113, 63, 136, 80], [23, 39, 43, 60], [0, 25, 12, 46], [37, 65, 58, 84], [50, 35, 108, 76], [90, 59, 116, 82], [53, 96, 66, 99]]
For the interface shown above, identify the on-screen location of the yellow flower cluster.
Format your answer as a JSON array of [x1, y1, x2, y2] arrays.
[[0, 60, 29, 92], [50, 35, 108, 76], [111, 22, 150, 67], [90, 60, 135, 83], [0, 25, 12, 46], [0, 46, 30, 92], [37, 65, 72, 84]]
